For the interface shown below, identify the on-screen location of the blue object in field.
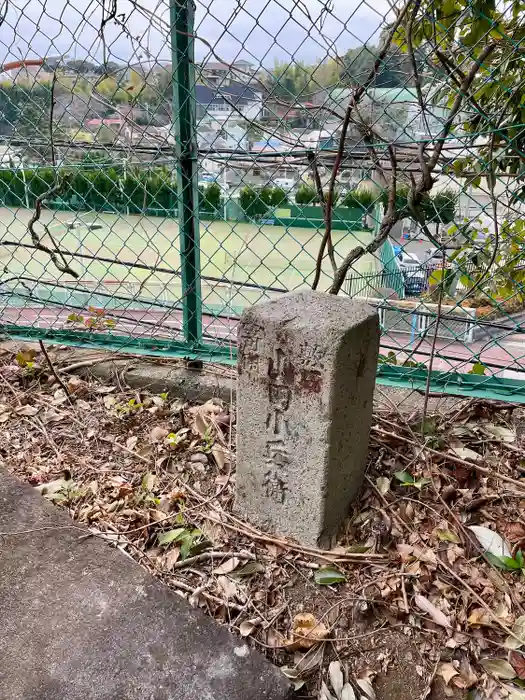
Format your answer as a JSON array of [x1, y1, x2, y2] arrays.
[[393, 245, 402, 258]]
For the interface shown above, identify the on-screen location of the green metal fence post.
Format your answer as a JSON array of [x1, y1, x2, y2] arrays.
[[170, 0, 202, 347]]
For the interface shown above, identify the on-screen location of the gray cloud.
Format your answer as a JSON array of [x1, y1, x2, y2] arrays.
[[0, 0, 392, 67]]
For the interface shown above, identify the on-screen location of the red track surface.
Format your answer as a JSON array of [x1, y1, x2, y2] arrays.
[[2, 304, 524, 377]]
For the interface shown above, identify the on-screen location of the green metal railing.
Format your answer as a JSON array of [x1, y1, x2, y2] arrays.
[[1, 0, 525, 401]]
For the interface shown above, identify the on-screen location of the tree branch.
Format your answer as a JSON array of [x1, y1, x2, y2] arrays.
[[313, 0, 414, 291], [329, 145, 398, 294]]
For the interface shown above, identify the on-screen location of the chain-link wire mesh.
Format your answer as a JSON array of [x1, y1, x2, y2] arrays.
[[1, 0, 525, 400]]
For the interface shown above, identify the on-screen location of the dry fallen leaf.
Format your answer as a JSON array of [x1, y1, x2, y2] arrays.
[[212, 557, 240, 575], [468, 526, 511, 557], [126, 435, 138, 450], [239, 620, 257, 637], [480, 658, 516, 680], [484, 424, 516, 442], [501, 522, 525, 545], [193, 412, 210, 439], [506, 617, 525, 650], [211, 444, 227, 470], [414, 594, 452, 629], [356, 677, 376, 700], [438, 662, 459, 685], [294, 644, 325, 675], [15, 404, 39, 416], [329, 661, 344, 697], [376, 476, 391, 494], [451, 446, 481, 461], [216, 575, 238, 600], [164, 548, 181, 570], [510, 651, 525, 680], [341, 684, 356, 700], [150, 426, 169, 442]]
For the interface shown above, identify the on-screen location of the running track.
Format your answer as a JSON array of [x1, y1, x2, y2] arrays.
[[2, 304, 525, 377]]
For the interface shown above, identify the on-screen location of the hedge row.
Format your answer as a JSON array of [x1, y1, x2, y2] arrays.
[[0, 167, 222, 215]]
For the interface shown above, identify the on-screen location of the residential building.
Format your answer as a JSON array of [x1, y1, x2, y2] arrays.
[[195, 82, 265, 123], [197, 60, 258, 87]]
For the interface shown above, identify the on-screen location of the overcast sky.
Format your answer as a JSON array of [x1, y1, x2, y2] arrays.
[[0, 0, 392, 68]]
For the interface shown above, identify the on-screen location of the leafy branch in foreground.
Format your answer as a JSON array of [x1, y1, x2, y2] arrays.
[[315, 0, 523, 295]]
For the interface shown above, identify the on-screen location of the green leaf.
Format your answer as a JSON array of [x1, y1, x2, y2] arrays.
[[314, 566, 346, 585], [500, 556, 523, 571], [394, 470, 415, 485], [412, 478, 431, 490], [142, 472, 156, 492], [485, 552, 516, 571], [157, 528, 187, 546], [469, 362, 487, 375], [436, 529, 460, 543], [180, 534, 193, 560], [517, 550, 525, 568], [233, 561, 266, 577]]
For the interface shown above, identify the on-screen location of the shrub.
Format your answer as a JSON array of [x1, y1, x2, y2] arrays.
[[342, 188, 375, 211], [295, 184, 317, 205], [205, 182, 222, 210], [259, 186, 274, 207], [269, 186, 288, 207], [239, 185, 268, 219], [199, 182, 222, 213]]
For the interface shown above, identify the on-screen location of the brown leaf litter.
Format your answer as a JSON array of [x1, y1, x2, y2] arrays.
[[1, 348, 525, 700]]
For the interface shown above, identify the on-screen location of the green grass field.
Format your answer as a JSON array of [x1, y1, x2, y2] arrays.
[[0, 207, 378, 313]]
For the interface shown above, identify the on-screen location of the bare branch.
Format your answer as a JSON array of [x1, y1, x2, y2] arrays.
[[313, 0, 414, 291], [329, 145, 398, 294], [27, 179, 79, 279]]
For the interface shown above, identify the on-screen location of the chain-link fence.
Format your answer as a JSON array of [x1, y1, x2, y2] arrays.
[[1, 0, 525, 400]]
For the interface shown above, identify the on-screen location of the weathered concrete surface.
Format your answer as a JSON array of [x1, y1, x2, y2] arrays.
[[0, 470, 291, 700], [236, 291, 380, 548]]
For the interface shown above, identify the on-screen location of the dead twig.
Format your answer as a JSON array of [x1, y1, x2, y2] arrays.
[[170, 550, 257, 571], [39, 340, 73, 404], [372, 426, 525, 493]]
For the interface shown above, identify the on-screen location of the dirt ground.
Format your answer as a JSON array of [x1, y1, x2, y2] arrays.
[[1, 345, 525, 700]]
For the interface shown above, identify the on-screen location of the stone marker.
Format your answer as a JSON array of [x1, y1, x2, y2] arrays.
[[0, 470, 292, 700], [236, 290, 380, 548]]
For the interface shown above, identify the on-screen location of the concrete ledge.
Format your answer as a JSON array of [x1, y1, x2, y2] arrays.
[[85, 360, 236, 404], [0, 470, 291, 700]]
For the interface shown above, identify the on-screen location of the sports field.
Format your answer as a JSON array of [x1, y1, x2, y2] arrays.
[[0, 206, 378, 314]]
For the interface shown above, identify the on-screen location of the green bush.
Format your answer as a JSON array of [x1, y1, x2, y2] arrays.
[[341, 189, 375, 211], [269, 186, 288, 207], [199, 182, 222, 213], [380, 186, 456, 224], [0, 165, 179, 213], [205, 182, 222, 210], [295, 184, 317, 205], [239, 185, 268, 219]]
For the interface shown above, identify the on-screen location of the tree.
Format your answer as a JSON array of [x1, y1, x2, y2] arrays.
[[341, 45, 414, 88], [64, 59, 98, 74], [394, 0, 525, 176], [239, 186, 268, 219], [311, 0, 523, 295], [266, 60, 313, 100], [93, 61, 122, 76]]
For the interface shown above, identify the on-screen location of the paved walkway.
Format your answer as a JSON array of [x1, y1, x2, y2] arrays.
[[0, 469, 291, 700]]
